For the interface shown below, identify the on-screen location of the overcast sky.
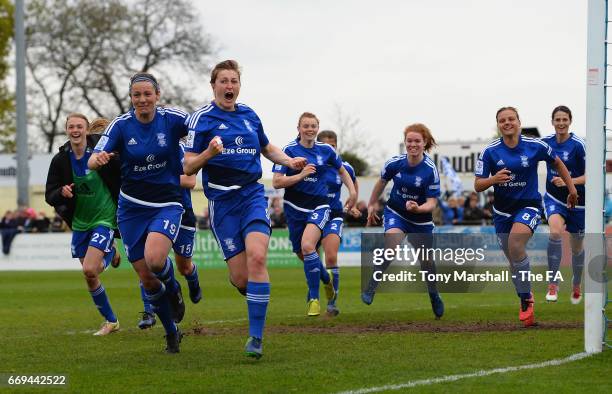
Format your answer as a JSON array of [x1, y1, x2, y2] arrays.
[[193, 0, 587, 163]]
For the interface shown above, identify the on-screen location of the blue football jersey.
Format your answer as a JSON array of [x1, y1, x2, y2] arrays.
[[178, 143, 193, 211], [184, 102, 270, 201], [475, 135, 557, 215], [382, 154, 440, 224], [94, 107, 188, 204], [273, 139, 342, 210], [541, 133, 585, 207], [326, 160, 356, 214]]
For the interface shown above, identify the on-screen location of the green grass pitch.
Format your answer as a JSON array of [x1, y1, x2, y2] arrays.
[[1, 267, 610, 393]]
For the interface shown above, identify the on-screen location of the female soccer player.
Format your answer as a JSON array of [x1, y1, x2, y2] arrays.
[[273, 114, 357, 318], [316, 130, 360, 315], [475, 106, 577, 326], [45, 113, 121, 336], [89, 73, 188, 353], [138, 142, 202, 329], [183, 60, 306, 359], [541, 106, 585, 304], [364, 123, 444, 319]]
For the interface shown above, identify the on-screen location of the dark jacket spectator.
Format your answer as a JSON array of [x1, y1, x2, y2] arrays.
[[462, 192, 485, 224], [45, 134, 121, 230], [0, 210, 19, 255]]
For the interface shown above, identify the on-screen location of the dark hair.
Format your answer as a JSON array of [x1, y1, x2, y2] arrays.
[[129, 72, 159, 93], [552, 105, 572, 121], [496, 106, 520, 122], [210, 60, 241, 84], [317, 130, 337, 143]]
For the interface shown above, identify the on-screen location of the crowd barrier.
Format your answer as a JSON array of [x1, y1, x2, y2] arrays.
[[0, 225, 567, 271]]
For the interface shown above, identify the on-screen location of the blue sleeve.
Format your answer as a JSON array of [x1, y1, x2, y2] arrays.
[[328, 147, 342, 170], [344, 162, 356, 182], [475, 149, 491, 178], [538, 140, 557, 164], [254, 114, 270, 148], [381, 158, 399, 181], [272, 145, 291, 174], [94, 119, 121, 153], [174, 112, 188, 139], [577, 142, 586, 175], [427, 164, 441, 198], [184, 117, 209, 154]]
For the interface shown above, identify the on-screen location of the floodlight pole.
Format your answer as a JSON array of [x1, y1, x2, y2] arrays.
[[585, 0, 606, 354], [15, 0, 29, 207]]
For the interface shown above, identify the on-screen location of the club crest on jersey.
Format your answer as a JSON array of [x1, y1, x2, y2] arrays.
[[224, 238, 236, 252], [520, 155, 529, 167], [316, 155, 323, 165], [415, 176, 422, 187], [157, 133, 167, 147], [562, 151, 569, 161], [243, 119, 254, 133]]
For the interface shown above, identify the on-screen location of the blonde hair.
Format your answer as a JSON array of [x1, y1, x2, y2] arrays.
[[403, 123, 437, 152], [89, 118, 110, 134], [65, 113, 89, 130]]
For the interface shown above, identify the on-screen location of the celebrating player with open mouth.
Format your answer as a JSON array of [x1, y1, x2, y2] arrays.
[[184, 60, 306, 359], [474, 106, 577, 327]]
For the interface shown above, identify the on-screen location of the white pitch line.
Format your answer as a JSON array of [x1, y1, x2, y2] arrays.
[[335, 352, 590, 394]]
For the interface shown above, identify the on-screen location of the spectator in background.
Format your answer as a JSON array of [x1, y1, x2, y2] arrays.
[[462, 192, 485, 224], [51, 210, 67, 232], [269, 203, 286, 228], [440, 196, 463, 225], [482, 191, 494, 220], [1, 210, 19, 255], [197, 207, 210, 230]]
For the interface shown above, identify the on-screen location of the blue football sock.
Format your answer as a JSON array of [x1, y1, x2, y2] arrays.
[[330, 266, 340, 296], [90, 285, 117, 323], [572, 250, 585, 287], [511, 256, 531, 299], [319, 261, 330, 284], [303, 252, 322, 300], [153, 257, 178, 294], [144, 282, 177, 335], [547, 238, 562, 285], [246, 281, 270, 339], [139, 282, 153, 313], [184, 263, 200, 292], [102, 247, 116, 270]]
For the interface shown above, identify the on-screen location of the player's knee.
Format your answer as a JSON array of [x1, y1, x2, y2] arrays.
[[144, 251, 166, 271], [82, 266, 98, 282], [247, 249, 266, 270], [549, 230, 563, 241], [301, 241, 317, 256], [325, 252, 337, 267]]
